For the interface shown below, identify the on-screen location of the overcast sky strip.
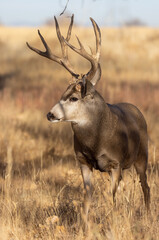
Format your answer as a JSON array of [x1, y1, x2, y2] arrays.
[[0, 0, 159, 27]]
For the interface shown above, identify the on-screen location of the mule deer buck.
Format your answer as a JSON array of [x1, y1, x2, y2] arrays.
[[27, 15, 150, 222]]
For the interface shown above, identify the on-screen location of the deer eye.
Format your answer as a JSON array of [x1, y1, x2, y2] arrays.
[[70, 97, 78, 102]]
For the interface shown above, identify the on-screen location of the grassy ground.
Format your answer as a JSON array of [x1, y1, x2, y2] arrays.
[[0, 24, 159, 239]]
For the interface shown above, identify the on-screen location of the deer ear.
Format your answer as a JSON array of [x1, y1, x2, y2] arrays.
[[81, 78, 87, 98]]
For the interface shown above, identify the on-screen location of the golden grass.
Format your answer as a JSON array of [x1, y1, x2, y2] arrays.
[[0, 25, 159, 239]]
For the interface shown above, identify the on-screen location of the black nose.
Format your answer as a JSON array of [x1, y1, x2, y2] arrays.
[[47, 112, 54, 121]]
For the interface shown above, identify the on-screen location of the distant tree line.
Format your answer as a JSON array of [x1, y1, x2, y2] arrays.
[[123, 18, 146, 27]]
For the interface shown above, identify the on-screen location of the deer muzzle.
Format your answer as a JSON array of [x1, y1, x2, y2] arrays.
[[47, 112, 55, 121], [46, 112, 63, 122]]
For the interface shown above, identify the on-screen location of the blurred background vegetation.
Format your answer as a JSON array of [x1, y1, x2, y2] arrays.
[[0, 1, 159, 239]]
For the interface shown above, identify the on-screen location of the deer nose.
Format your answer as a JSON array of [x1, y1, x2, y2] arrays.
[[47, 112, 55, 121]]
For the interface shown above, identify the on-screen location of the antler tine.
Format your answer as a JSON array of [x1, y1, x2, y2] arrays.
[[63, 35, 95, 64], [54, 14, 74, 60], [26, 30, 61, 63], [54, 15, 79, 77], [66, 14, 74, 42], [90, 17, 101, 61], [26, 15, 78, 78], [54, 16, 66, 57]]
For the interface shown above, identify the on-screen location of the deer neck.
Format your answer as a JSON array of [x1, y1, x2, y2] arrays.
[[71, 94, 116, 150]]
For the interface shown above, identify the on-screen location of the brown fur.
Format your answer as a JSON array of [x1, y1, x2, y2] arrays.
[[48, 79, 150, 223]]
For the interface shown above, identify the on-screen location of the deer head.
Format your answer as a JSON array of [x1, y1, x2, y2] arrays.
[[26, 15, 102, 125]]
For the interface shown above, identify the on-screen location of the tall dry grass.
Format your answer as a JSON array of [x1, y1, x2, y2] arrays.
[[0, 24, 159, 239]]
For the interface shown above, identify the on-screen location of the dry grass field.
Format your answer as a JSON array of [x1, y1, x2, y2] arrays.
[[0, 24, 159, 239]]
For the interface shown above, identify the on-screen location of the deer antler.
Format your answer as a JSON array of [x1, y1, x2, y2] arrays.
[[64, 18, 101, 85], [26, 14, 79, 78]]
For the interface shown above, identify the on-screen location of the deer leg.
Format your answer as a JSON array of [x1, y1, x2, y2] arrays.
[[134, 161, 150, 211], [111, 167, 122, 203], [80, 163, 93, 223]]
